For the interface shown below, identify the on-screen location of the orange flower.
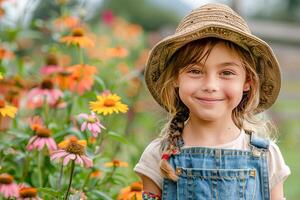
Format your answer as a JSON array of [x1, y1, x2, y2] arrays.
[[68, 64, 97, 95], [107, 46, 128, 58], [28, 115, 44, 132], [117, 182, 143, 200], [54, 67, 73, 90], [90, 170, 102, 178], [54, 15, 80, 30], [104, 159, 128, 168], [60, 27, 95, 48], [0, 7, 4, 18], [112, 18, 143, 46], [118, 63, 130, 75], [0, 47, 14, 60]]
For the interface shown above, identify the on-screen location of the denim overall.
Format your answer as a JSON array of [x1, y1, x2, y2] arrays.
[[162, 132, 270, 200]]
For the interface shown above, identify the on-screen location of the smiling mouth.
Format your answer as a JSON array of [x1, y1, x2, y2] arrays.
[[196, 97, 224, 104], [196, 97, 224, 101]]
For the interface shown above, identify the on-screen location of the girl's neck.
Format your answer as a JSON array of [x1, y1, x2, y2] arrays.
[[182, 115, 241, 147]]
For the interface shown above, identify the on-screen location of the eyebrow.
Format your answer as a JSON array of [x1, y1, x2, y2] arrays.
[[184, 61, 241, 71], [218, 62, 241, 68]]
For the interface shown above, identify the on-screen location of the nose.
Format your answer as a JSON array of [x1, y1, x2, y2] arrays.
[[200, 74, 219, 93]]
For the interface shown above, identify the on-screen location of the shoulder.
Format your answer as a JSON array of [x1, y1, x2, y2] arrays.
[[144, 138, 164, 154], [267, 140, 291, 189], [134, 138, 164, 189]]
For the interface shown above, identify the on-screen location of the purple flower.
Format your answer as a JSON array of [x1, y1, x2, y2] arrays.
[[51, 137, 93, 168], [78, 112, 105, 137], [26, 127, 57, 152], [0, 173, 19, 199]]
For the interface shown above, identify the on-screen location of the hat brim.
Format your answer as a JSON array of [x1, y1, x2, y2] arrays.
[[145, 22, 281, 113]]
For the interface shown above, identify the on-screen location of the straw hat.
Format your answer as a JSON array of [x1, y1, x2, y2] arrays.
[[145, 3, 281, 113]]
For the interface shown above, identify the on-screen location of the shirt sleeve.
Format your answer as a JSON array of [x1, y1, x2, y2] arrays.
[[134, 138, 164, 189], [267, 141, 291, 189]]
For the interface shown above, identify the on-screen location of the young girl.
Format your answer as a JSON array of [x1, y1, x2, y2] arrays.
[[134, 3, 290, 200]]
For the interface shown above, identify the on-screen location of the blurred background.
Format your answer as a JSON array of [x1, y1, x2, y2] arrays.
[[1, 0, 299, 199]]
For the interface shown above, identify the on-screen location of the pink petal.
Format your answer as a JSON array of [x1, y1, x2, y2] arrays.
[[27, 144, 33, 151], [63, 154, 76, 166], [93, 124, 100, 133], [92, 131, 98, 138], [51, 150, 68, 160], [81, 155, 93, 168], [27, 135, 38, 145], [37, 138, 46, 150], [32, 137, 42, 150], [75, 156, 83, 166], [81, 122, 87, 132], [46, 138, 57, 151], [87, 123, 92, 131]]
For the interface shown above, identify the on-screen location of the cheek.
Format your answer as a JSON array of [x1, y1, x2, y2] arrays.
[[223, 83, 244, 103], [178, 78, 198, 97]]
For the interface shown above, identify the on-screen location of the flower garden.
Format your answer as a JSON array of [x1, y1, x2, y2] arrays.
[[0, 1, 155, 199]]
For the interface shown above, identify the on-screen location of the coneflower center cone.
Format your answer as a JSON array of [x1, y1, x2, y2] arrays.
[[66, 140, 85, 155], [72, 28, 84, 37], [0, 174, 13, 184], [19, 187, 38, 198], [36, 127, 51, 137], [87, 116, 96, 123], [46, 54, 58, 65], [41, 79, 54, 89]]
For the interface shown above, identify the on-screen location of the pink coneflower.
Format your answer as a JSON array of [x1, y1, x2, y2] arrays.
[[27, 127, 57, 151], [18, 186, 41, 200], [0, 173, 19, 198], [78, 112, 105, 137], [27, 79, 63, 109], [51, 137, 93, 168], [39, 54, 63, 76]]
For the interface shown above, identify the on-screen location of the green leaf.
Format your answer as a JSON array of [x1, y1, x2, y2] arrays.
[[107, 131, 129, 144], [38, 187, 63, 197], [94, 76, 106, 92]]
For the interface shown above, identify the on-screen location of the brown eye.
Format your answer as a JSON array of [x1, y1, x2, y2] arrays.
[[188, 69, 203, 74], [221, 70, 235, 76]]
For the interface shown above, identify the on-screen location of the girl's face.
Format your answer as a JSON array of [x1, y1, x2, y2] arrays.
[[177, 42, 250, 122]]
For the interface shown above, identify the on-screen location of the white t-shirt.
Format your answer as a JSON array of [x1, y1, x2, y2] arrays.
[[134, 130, 291, 190]]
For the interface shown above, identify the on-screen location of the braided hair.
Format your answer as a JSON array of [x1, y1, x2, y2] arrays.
[[159, 103, 189, 181]]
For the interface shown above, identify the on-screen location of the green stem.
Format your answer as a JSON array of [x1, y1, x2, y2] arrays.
[[64, 160, 75, 200], [78, 46, 84, 64], [21, 154, 30, 182], [38, 151, 43, 187], [57, 163, 64, 190], [43, 96, 49, 127]]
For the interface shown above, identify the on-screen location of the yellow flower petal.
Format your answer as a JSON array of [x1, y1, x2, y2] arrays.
[[89, 93, 128, 115], [0, 105, 17, 118]]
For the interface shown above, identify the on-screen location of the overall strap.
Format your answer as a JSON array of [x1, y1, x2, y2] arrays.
[[248, 131, 270, 150], [247, 131, 270, 200]]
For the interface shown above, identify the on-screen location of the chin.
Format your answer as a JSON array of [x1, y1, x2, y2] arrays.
[[192, 112, 224, 122]]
